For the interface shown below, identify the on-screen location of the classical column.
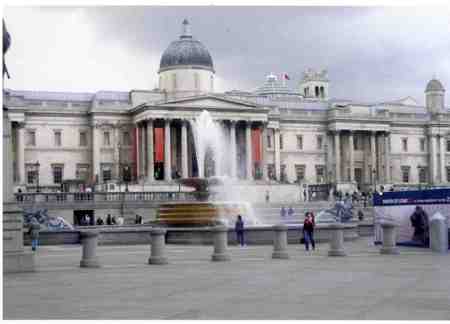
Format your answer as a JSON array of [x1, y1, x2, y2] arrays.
[[384, 132, 391, 183], [147, 119, 154, 182], [377, 133, 383, 184], [274, 128, 281, 181], [429, 134, 437, 185], [326, 132, 333, 183], [370, 131, 376, 185], [348, 131, 354, 182], [334, 131, 341, 183], [164, 119, 172, 181], [181, 119, 188, 178], [140, 124, 146, 179], [245, 121, 252, 180], [16, 123, 25, 184], [230, 121, 237, 179], [114, 126, 120, 179], [439, 135, 446, 183], [135, 125, 140, 179], [262, 124, 269, 181], [92, 124, 101, 183], [3, 116, 14, 202]]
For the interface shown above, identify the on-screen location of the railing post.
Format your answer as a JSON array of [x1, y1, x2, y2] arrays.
[[272, 224, 289, 259], [148, 228, 168, 265], [80, 230, 101, 268], [380, 222, 399, 255], [328, 223, 347, 257], [211, 224, 231, 262], [430, 213, 448, 254]]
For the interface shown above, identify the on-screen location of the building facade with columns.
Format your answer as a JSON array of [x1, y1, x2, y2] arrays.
[[4, 20, 450, 193]]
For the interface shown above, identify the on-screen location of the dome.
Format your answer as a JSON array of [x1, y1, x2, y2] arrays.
[[254, 73, 297, 96], [158, 19, 214, 73], [425, 79, 445, 92]]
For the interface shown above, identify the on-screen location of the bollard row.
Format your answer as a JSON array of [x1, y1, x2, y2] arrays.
[[327, 223, 347, 257], [380, 222, 399, 255], [211, 224, 231, 262], [272, 224, 289, 259], [80, 230, 101, 268]]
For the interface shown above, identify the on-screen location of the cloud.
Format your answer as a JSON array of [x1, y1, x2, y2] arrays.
[[4, 6, 450, 105]]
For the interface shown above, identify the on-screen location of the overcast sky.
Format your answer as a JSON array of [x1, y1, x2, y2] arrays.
[[4, 6, 450, 104]]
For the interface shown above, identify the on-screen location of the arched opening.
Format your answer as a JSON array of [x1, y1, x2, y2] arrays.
[[315, 86, 319, 97], [320, 86, 325, 98]]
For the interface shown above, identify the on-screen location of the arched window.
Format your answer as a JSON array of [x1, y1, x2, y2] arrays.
[[320, 86, 325, 98], [315, 86, 319, 97]]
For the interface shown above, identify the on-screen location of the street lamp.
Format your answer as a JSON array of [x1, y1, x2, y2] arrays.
[[35, 161, 40, 193], [123, 164, 131, 192], [372, 168, 376, 193]]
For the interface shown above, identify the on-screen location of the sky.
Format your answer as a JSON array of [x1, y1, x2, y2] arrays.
[[3, 5, 450, 105]]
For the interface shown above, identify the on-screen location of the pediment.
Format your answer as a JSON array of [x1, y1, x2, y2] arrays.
[[156, 95, 258, 110]]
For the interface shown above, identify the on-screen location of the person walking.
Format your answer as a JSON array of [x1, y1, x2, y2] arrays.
[[287, 206, 294, 218], [29, 219, 41, 252], [96, 217, 104, 225], [265, 190, 270, 203], [303, 212, 316, 251], [280, 206, 287, 218], [106, 214, 112, 225], [235, 215, 245, 247]]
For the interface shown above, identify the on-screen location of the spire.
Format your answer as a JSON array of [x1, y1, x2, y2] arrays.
[[180, 19, 192, 39]]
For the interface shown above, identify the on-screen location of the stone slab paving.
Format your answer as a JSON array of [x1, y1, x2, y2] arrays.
[[3, 238, 450, 320]]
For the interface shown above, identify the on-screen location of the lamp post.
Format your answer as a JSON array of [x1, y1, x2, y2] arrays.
[[372, 168, 376, 193], [35, 161, 40, 193], [123, 164, 130, 192]]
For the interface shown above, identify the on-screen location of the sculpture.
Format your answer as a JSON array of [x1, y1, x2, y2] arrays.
[[23, 208, 73, 230]]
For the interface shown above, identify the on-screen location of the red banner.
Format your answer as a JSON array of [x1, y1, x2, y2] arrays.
[[154, 127, 164, 162], [132, 127, 137, 179], [251, 128, 261, 162]]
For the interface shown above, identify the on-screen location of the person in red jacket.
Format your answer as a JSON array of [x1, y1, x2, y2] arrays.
[[303, 212, 316, 251]]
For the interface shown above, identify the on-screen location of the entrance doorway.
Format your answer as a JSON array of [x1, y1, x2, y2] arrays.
[[73, 210, 95, 226], [355, 168, 363, 188]]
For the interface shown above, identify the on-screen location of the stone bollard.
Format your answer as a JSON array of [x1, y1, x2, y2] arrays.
[[380, 222, 399, 255], [328, 223, 347, 257], [272, 224, 289, 259], [430, 212, 448, 254], [148, 228, 168, 265], [80, 230, 101, 268], [211, 224, 231, 262]]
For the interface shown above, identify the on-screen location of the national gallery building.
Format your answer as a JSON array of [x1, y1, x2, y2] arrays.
[[4, 20, 449, 194]]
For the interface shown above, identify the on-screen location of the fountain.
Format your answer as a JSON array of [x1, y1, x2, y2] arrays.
[[156, 110, 260, 227]]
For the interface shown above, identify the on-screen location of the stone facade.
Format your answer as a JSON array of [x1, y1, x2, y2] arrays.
[[4, 21, 449, 194]]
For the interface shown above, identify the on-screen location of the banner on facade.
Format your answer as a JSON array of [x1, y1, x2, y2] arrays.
[[154, 127, 164, 162], [251, 128, 261, 162], [373, 189, 450, 245]]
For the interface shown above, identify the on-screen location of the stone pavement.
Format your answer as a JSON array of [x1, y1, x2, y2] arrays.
[[3, 238, 450, 320]]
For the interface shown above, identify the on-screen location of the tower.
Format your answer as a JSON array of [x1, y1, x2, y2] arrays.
[[425, 78, 445, 114], [299, 68, 329, 100]]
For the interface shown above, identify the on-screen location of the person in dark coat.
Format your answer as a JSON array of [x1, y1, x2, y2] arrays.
[[106, 214, 112, 225], [96, 217, 104, 225], [287, 207, 294, 218], [235, 215, 245, 247], [303, 212, 316, 251], [280, 206, 287, 218]]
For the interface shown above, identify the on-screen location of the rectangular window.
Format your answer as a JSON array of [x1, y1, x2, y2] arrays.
[[401, 166, 410, 183], [418, 167, 427, 183], [420, 138, 426, 152], [267, 135, 272, 149], [295, 164, 306, 183], [103, 131, 111, 146], [26, 130, 36, 146], [26, 164, 38, 185], [76, 164, 90, 181], [54, 130, 61, 147], [317, 135, 323, 150], [122, 131, 131, 146], [316, 165, 325, 183], [447, 140, 450, 152], [52, 165, 64, 184], [281, 164, 287, 182], [79, 131, 87, 147], [280, 134, 283, 150], [101, 164, 112, 182], [297, 135, 303, 150], [402, 138, 408, 152]]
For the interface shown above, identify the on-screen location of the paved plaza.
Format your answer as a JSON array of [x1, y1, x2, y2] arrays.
[[3, 238, 450, 320]]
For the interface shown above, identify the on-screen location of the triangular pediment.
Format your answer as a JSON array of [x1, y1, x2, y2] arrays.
[[155, 95, 259, 109]]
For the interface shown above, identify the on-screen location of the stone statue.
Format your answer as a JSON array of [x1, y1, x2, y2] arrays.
[[23, 208, 73, 230]]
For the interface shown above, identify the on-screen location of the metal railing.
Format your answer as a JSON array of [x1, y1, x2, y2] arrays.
[[14, 191, 201, 204]]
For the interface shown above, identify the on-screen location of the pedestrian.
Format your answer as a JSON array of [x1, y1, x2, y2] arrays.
[[17, 188, 23, 202], [29, 219, 41, 252], [112, 216, 117, 225], [135, 214, 140, 224], [235, 214, 245, 247], [106, 214, 112, 225], [96, 217, 104, 225], [303, 189, 307, 202], [303, 212, 316, 251], [84, 214, 91, 226], [280, 206, 287, 218], [265, 190, 270, 203], [117, 216, 124, 225]]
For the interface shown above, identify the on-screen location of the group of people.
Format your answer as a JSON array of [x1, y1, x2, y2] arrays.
[[234, 212, 316, 251], [280, 206, 295, 218]]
